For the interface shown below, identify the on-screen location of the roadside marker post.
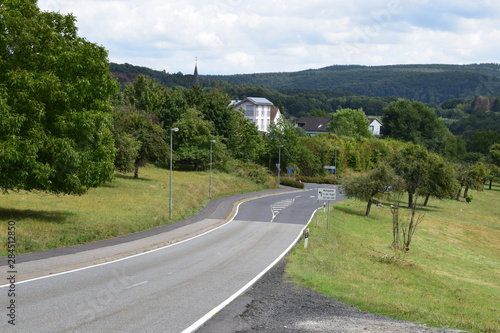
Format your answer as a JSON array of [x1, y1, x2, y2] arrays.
[[304, 228, 309, 249]]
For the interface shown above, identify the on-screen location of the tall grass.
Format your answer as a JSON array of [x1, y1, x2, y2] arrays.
[[287, 185, 500, 333], [0, 166, 269, 255]]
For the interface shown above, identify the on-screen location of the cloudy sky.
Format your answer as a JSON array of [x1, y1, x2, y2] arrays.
[[38, 0, 499, 75]]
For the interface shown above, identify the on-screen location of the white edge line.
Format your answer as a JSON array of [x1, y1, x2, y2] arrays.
[[0, 197, 253, 288], [0, 190, 305, 288], [180, 207, 318, 333]]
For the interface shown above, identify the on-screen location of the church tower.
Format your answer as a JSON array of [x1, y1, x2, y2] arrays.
[[192, 58, 200, 86]]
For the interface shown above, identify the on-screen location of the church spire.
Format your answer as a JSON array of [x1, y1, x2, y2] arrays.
[[192, 57, 200, 86]]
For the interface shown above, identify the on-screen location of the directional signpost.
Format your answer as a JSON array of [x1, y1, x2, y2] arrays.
[[323, 165, 336, 174], [318, 187, 337, 201], [317, 187, 337, 229]]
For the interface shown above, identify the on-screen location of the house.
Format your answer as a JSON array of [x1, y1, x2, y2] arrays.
[[367, 117, 382, 137], [232, 97, 283, 133], [296, 116, 332, 136]]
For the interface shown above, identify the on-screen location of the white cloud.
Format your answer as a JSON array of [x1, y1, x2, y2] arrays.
[[37, 0, 500, 74], [224, 52, 256, 69]]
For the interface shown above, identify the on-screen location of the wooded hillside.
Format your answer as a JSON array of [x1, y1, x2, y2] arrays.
[[110, 63, 500, 110], [207, 64, 500, 104]]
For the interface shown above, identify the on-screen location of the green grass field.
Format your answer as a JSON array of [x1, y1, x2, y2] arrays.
[[0, 165, 269, 256], [287, 185, 500, 333]]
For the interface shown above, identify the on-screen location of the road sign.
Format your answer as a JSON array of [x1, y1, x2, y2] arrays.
[[323, 166, 336, 170], [318, 188, 337, 201]]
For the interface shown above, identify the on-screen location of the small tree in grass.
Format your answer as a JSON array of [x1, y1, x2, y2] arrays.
[[341, 163, 403, 217], [390, 193, 425, 252]]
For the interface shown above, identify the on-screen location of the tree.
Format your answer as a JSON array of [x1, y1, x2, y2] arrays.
[[490, 143, 500, 166], [420, 153, 458, 206], [172, 108, 227, 170], [184, 85, 234, 139], [464, 162, 489, 198], [389, 144, 429, 208], [327, 108, 372, 138], [112, 106, 169, 178], [265, 118, 300, 175], [455, 162, 488, 200], [486, 164, 500, 190], [467, 131, 500, 155], [382, 99, 456, 155], [123, 74, 167, 116], [225, 109, 264, 162], [341, 163, 403, 216], [0, 0, 118, 195]]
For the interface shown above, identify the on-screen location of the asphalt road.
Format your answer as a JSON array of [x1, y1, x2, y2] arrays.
[[1, 184, 344, 333]]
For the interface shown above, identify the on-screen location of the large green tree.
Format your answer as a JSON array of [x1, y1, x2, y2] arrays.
[[327, 108, 372, 138], [112, 106, 169, 178], [172, 108, 228, 170], [225, 108, 264, 162], [265, 118, 300, 175], [382, 99, 460, 157], [0, 0, 118, 194]]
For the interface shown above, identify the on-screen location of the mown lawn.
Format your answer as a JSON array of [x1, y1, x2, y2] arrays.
[[287, 185, 500, 333], [0, 165, 269, 256]]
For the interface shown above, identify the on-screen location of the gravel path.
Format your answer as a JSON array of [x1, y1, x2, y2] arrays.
[[197, 254, 467, 333]]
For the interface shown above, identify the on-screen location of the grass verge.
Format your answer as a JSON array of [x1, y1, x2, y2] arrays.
[[287, 185, 500, 333], [0, 165, 270, 256]]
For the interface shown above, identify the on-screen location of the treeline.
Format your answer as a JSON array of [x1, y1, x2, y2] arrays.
[[207, 63, 500, 104], [110, 62, 500, 117], [111, 76, 500, 192], [110, 63, 500, 165]]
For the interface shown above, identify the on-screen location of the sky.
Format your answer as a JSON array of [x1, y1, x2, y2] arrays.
[[37, 0, 500, 75]]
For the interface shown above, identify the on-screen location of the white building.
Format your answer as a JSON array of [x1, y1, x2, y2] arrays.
[[232, 97, 283, 133], [368, 117, 382, 137]]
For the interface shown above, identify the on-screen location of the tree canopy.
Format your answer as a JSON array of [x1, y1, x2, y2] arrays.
[[342, 163, 403, 216], [328, 108, 372, 138], [0, 0, 118, 194], [382, 99, 464, 158]]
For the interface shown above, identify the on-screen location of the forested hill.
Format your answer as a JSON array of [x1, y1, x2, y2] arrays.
[[206, 64, 500, 104], [110, 62, 500, 106]]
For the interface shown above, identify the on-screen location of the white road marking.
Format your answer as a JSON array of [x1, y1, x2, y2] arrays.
[[180, 208, 318, 333], [270, 198, 295, 223], [125, 281, 148, 289]]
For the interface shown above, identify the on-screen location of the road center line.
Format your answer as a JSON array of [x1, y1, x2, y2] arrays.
[[126, 281, 148, 289]]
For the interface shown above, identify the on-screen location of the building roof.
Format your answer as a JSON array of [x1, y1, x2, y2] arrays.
[[232, 97, 274, 109], [367, 116, 382, 125], [296, 116, 332, 133], [271, 107, 281, 122], [244, 97, 273, 105]]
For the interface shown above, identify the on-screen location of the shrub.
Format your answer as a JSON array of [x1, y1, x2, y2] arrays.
[[224, 159, 274, 186], [280, 178, 305, 189], [298, 176, 340, 185]]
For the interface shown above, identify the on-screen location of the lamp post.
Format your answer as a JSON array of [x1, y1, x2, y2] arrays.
[[334, 146, 340, 175], [277, 145, 283, 186], [169, 127, 179, 219], [209, 139, 216, 198]]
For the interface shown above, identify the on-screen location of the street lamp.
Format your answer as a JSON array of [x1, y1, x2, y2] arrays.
[[277, 145, 283, 186], [169, 127, 179, 219], [334, 146, 340, 175], [209, 139, 216, 198]]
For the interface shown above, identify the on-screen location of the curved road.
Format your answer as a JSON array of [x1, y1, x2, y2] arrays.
[[1, 184, 344, 333]]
